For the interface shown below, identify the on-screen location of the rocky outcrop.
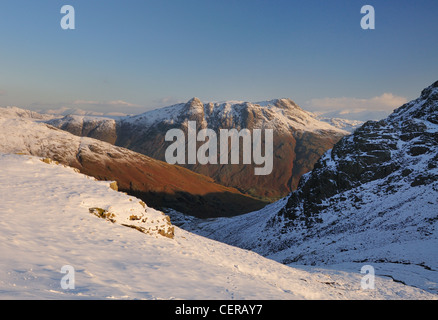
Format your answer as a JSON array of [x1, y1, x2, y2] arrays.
[[280, 80, 438, 224]]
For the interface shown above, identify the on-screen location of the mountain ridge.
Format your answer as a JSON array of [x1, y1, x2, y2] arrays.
[[0, 113, 267, 218], [47, 98, 348, 200]]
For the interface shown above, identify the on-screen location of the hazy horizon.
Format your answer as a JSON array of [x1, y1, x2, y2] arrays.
[[1, 0, 437, 119]]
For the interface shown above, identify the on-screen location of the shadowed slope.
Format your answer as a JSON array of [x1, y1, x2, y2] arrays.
[[0, 115, 267, 218]]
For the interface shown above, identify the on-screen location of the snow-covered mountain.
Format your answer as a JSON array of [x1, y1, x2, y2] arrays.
[[315, 116, 364, 133], [0, 106, 58, 121], [315, 109, 391, 123], [41, 106, 128, 118], [0, 111, 266, 218], [48, 114, 119, 144], [48, 98, 349, 200], [0, 153, 434, 299], [123, 98, 349, 133], [174, 81, 438, 295]]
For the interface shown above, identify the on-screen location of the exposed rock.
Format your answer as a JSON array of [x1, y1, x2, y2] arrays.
[[280, 81, 438, 223]]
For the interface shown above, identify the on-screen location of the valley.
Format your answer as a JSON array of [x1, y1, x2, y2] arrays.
[[1, 81, 437, 299]]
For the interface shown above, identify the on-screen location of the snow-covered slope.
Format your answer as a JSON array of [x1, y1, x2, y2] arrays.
[[0, 114, 266, 218], [0, 106, 58, 121], [174, 81, 438, 295], [0, 153, 434, 299]]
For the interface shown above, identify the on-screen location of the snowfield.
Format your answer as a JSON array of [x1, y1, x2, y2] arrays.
[[0, 153, 435, 300]]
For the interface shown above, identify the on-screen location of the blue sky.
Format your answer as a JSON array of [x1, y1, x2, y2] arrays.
[[0, 0, 437, 116]]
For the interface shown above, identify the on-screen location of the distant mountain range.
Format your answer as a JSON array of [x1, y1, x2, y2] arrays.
[[47, 98, 350, 200], [315, 109, 391, 123], [315, 116, 364, 132]]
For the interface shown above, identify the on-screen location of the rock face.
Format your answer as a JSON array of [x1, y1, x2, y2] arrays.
[[280, 80, 438, 223], [48, 98, 348, 200], [0, 115, 267, 218]]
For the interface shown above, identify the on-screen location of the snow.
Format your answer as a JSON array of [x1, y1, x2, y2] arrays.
[[0, 106, 58, 121], [47, 114, 117, 136], [124, 103, 186, 126], [122, 98, 349, 135], [175, 133, 438, 294], [0, 116, 154, 172], [172, 177, 438, 296], [49, 114, 116, 125], [316, 117, 364, 133], [171, 86, 438, 297], [36, 106, 129, 118], [1, 98, 436, 300], [0, 153, 434, 300]]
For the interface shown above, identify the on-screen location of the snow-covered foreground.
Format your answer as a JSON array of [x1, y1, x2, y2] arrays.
[[0, 154, 435, 300]]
